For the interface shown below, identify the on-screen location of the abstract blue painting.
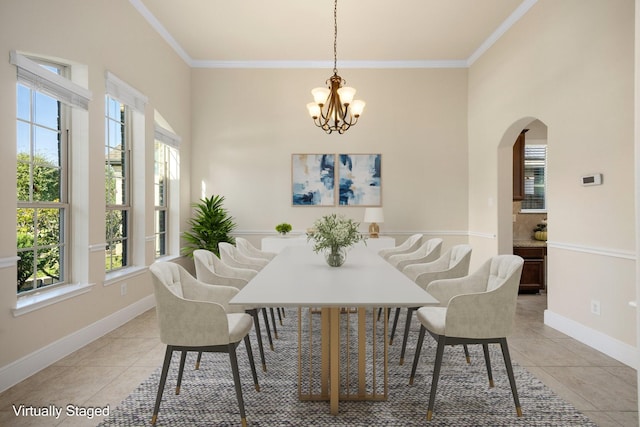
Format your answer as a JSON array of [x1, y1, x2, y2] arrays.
[[292, 154, 335, 206], [338, 154, 381, 206]]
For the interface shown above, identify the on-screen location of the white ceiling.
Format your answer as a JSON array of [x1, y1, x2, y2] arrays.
[[130, 0, 537, 68]]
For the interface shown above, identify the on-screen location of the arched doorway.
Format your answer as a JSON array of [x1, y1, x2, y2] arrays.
[[497, 118, 548, 258]]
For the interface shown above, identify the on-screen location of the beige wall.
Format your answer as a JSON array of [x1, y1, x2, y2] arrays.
[[1, 0, 637, 390], [468, 0, 636, 347], [191, 68, 470, 245], [0, 0, 191, 373]]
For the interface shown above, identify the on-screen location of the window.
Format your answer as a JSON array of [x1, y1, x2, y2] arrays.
[[154, 141, 169, 257], [521, 145, 547, 211], [16, 61, 68, 294], [105, 96, 130, 272]]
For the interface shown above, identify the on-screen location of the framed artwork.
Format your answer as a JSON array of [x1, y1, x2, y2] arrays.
[[291, 154, 335, 206], [337, 154, 382, 206]]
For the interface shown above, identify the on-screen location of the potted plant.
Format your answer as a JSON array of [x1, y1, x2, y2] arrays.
[[533, 221, 547, 241], [275, 223, 292, 236], [182, 195, 236, 257], [306, 214, 364, 267]]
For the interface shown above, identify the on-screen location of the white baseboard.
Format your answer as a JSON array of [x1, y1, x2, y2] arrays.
[[0, 295, 156, 393], [544, 309, 638, 369]]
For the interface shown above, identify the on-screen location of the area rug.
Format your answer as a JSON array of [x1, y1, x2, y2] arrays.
[[99, 308, 596, 426]]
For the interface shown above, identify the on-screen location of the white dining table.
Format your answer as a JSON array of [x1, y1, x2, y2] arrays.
[[230, 245, 438, 415]]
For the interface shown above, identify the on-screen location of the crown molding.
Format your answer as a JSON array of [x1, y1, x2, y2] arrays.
[[131, 0, 537, 70]]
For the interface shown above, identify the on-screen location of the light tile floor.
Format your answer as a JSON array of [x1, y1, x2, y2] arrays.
[[0, 293, 637, 426]]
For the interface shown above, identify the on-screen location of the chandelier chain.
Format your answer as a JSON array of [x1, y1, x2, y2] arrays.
[[333, 0, 338, 74]]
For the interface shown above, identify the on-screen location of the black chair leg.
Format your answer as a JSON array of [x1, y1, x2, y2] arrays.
[[270, 308, 279, 339], [277, 307, 284, 325], [409, 325, 427, 385], [399, 306, 417, 365], [151, 346, 173, 425], [389, 307, 401, 345], [248, 309, 267, 372], [463, 344, 471, 363], [482, 343, 494, 387], [426, 337, 446, 421], [500, 338, 523, 417], [195, 351, 203, 370], [243, 335, 260, 392], [228, 343, 248, 427], [176, 350, 188, 394], [261, 308, 274, 350]]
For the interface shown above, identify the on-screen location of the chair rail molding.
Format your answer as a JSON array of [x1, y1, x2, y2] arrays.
[[546, 241, 636, 260]]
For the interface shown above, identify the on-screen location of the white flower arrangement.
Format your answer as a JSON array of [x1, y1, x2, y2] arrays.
[[306, 213, 365, 253]]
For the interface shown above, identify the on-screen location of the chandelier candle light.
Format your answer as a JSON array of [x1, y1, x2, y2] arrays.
[[307, 0, 365, 134]]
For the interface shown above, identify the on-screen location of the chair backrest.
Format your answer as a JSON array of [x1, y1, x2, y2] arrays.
[[219, 242, 240, 264], [444, 255, 523, 338], [379, 233, 422, 259], [390, 238, 443, 270], [448, 244, 472, 269], [193, 248, 217, 278], [486, 255, 524, 292], [150, 261, 184, 297], [150, 261, 235, 346], [403, 244, 471, 289]]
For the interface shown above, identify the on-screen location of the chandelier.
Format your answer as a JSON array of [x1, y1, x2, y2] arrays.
[[306, 0, 365, 134]]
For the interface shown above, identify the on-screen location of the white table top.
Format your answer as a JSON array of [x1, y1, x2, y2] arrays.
[[231, 245, 438, 307]]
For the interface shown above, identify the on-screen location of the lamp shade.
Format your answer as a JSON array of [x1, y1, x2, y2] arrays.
[[363, 207, 384, 224]]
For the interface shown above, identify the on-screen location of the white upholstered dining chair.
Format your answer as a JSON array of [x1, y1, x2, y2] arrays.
[[194, 249, 270, 371], [217, 243, 282, 341], [235, 237, 277, 261], [388, 238, 443, 270], [377, 233, 423, 260], [397, 244, 472, 364], [384, 238, 442, 344], [149, 261, 259, 427], [219, 242, 269, 270], [409, 255, 524, 421]]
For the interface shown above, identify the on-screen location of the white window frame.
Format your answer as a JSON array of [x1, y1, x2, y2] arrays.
[[520, 144, 547, 213]]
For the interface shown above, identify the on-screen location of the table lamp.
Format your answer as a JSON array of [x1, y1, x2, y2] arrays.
[[363, 208, 384, 238]]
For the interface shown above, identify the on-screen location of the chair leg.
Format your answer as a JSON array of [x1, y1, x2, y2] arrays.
[[228, 343, 248, 427], [261, 308, 274, 350], [176, 351, 188, 394], [499, 338, 523, 417], [243, 335, 260, 392], [277, 307, 284, 325], [248, 309, 267, 372], [482, 343, 494, 387], [195, 351, 203, 370], [426, 337, 446, 421], [399, 306, 417, 365], [389, 307, 401, 345], [409, 325, 427, 385], [270, 308, 279, 339], [151, 346, 173, 425], [463, 344, 471, 364]]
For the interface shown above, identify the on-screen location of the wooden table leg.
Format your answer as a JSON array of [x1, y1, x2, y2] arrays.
[[330, 307, 340, 415], [320, 308, 330, 397]]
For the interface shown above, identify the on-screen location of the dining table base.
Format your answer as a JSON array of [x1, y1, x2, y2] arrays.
[[297, 306, 389, 414]]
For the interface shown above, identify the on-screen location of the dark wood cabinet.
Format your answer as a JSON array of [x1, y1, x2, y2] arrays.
[[513, 246, 546, 293], [512, 130, 526, 201]]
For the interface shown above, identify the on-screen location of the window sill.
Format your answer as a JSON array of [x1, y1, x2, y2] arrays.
[[519, 209, 547, 214], [13, 282, 95, 317], [103, 265, 147, 287]]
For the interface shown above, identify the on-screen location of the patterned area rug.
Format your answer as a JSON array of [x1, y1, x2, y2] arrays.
[[99, 308, 596, 426]]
